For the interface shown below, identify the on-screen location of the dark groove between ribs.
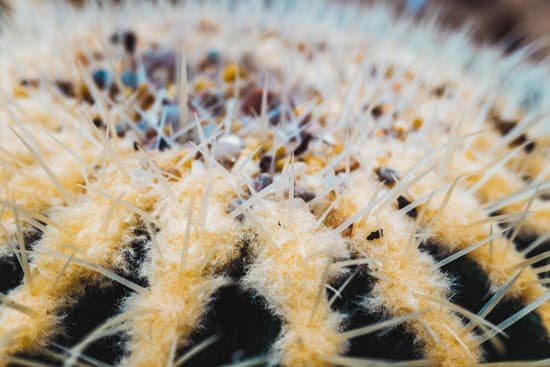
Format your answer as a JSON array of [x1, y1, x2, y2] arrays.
[[420, 239, 550, 361], [178, 285, 282, 366], [329, 263, 423, 361], [493, 213, 550, 279], [512, 232, 550, 281], [177, 238, 282, 366], [0, 229, 42, 294], [13, 225, 151, 366]]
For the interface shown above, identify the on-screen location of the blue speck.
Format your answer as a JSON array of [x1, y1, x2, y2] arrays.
[[115, 124, 125, 136], [207, 50, 220, 63], [137, 120, 149, 131], [163, 104, 180, 130], [92, 69, 111, 90], [121, 70, 138, 89]]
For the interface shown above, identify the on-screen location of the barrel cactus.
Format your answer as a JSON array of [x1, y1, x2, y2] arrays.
[[0, 1, 549, 366]]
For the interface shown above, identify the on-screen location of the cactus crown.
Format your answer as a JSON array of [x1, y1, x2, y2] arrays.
[[0, 1, 549, 366]]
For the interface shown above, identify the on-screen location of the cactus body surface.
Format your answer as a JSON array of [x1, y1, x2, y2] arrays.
[[0, 1, 549, 366]]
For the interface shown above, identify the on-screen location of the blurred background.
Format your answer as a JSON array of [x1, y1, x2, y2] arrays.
[[389, 0, 550, 59], [1, 0, 549, 59]]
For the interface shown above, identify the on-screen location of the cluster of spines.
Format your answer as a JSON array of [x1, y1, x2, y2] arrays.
[[0, 1, 549, 367]]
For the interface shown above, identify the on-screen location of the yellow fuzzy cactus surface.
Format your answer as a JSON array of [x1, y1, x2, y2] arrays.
[[0, 1, 549, 366]]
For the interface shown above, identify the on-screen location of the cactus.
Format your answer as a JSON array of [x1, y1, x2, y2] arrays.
[[0, 1, 549, 366]]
